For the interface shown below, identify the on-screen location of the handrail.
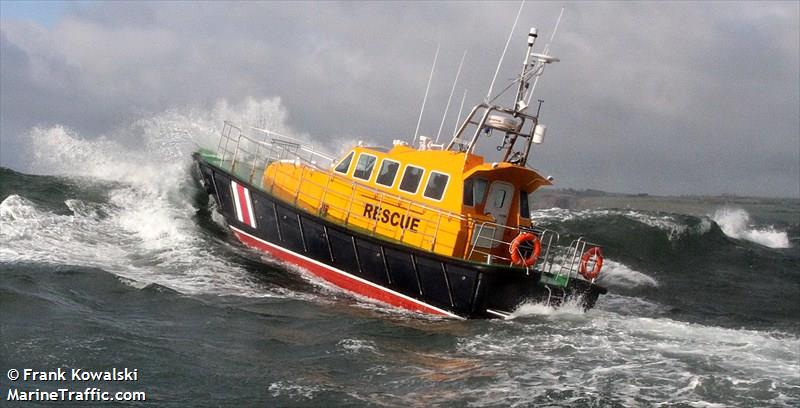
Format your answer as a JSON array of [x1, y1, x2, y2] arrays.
[[250, 126, 335, 163], [220, 122, 334, 172], [446, 103, 538, 152], [219, 122, 476, 226], [216, 121, 514, 257], [212, 120, 602, 280], [466, 222, 560, 268]]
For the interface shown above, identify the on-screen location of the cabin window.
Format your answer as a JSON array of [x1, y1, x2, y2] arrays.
[[519, 190, 530, 218], [474, 179, 488, 206], [463, 179, 474, 206], [375, 159, 400, 187], [492, 189, 507, 208], [334, 151, 354, 174], [399, 165, 425, 194], [353, 153, 377, 181], [463, 178, 489, 206], [423, 171, 450, 201]]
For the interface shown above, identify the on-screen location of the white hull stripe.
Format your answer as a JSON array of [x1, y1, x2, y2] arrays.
[[231, 182, 243, 222], [230, 225, 463, 319]]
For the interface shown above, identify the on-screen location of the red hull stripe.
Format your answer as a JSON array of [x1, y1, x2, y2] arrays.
[[230, 226, 462, 319], [230, 181, 256, 228], [236, 183, 252, 227]]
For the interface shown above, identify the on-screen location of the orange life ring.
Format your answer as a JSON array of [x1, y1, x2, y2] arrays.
[[579, 247, 604, 280], [509, 232, 541, 267]]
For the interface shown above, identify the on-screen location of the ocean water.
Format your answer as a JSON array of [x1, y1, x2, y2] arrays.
[[2, 102, 799, 407]]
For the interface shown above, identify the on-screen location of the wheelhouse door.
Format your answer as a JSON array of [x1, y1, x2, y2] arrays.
[[479, 181, 515, 249]]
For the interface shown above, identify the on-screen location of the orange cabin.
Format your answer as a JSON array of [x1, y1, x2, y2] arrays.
[[262, 139, 551, 263]]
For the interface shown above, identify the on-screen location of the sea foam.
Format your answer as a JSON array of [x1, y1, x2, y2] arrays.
[[597, 259, 659, 288]]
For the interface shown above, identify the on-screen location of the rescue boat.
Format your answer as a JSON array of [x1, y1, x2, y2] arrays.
[[193, 27, 607, 319]]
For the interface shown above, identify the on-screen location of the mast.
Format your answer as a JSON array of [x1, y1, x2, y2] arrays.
[[447, 16, 560, 166], [500, 26, 539, 163], [514, 28, 538, 113]]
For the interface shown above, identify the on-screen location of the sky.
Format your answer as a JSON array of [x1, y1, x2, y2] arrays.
[[1, 1, 798, 198]]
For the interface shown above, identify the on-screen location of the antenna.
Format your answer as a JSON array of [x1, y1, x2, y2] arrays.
[[412, 44, 440, 146], [485, 0, 525, 103], [526, 7, 564, 106], [436, 50, 467, 144], [452, 89, 468, 137]]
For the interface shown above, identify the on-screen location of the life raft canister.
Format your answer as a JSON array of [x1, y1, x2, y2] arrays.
[[509, 232, 541, 267], [579, 246, 604, 280]]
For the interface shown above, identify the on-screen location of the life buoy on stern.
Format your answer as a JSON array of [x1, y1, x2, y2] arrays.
[[509, 232, 541, 267], [579, 247, 604, 280]]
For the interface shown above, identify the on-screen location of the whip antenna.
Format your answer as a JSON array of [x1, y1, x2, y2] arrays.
[[413, 44, 440, 146], [452, 89, 468, 137], [485, 0, 525, 103], [436, 50, 467, 143]]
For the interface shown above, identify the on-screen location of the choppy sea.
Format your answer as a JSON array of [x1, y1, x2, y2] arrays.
[[2, 104, 798, 406]]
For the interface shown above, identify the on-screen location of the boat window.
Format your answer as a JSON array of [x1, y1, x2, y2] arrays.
[[375, 159, 400, 187], [423, 171, 450, 201], [353, 153, 377, 181], [492, 189, 507, 208], [398, 165, 425, 194], [474, 179, 488, 206], [463, 179, 474, 206], [519, 190, 530, 218], [463, 178, 489, 206], [334, 151, 354, 174]]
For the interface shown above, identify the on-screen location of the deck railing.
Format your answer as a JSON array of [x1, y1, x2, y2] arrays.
[[210, 122, 600, 283]]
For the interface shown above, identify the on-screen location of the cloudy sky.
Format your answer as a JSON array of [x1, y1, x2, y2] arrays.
[[1, 1, 798, 197]]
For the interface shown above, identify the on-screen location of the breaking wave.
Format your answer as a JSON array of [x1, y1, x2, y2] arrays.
[[18, 97, 297, 180], [0, 97, 311, 298], [531, 206, 791, 250], [712, 207, 790, 249], [530, 207, 713, 241]]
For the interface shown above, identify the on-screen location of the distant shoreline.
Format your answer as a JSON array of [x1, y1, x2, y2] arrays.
[[531, 188, 800, 222]]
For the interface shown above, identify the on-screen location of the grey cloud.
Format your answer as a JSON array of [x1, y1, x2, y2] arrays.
[[1, 1, 797, 197]]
